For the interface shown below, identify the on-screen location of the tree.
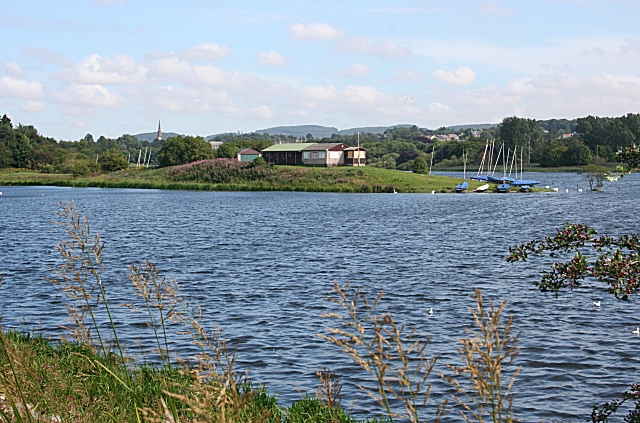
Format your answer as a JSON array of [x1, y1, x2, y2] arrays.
[[540, 146, 568, 167], [413, 157, 428, 174], [578, 164, 609, 191], [98, 148, 129, 172], [215, 143, 239, 159], [157, 135, 214, 167], [564, 143, 592, 166], [507, 146, 640, 422]]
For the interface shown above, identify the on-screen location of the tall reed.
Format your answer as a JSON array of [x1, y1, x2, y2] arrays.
[[319, 282, 447, 423], [442, 288, 521, 423]]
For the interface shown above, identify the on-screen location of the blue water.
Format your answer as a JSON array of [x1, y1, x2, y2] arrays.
[[1, 172, 639, 422]]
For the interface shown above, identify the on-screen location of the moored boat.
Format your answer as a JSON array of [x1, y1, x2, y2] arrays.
[[474, 183, 490, 192]]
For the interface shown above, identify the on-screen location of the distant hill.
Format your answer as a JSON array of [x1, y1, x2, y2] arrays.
[[446, 123, 497, 131], [255, 124, 415, 139], [134, 132, 181, 142], [256, 125, 339, 139]]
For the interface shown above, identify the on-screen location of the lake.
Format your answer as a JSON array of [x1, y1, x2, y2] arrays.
[[1, 171, 639, 422]]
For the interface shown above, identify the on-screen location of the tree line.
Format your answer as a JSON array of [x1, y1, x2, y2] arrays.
[[1, 113, 639, 174]]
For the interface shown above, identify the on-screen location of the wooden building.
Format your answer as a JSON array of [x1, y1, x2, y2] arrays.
[[261, 142, 366, 166], [237, 148, 262, 162], [261, 143, 315, 165]]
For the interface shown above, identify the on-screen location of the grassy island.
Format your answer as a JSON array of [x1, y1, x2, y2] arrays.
[[0, 160, 545, 193]]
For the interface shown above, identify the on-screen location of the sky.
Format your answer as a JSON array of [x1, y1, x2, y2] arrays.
[[1, 0, 640, 140]]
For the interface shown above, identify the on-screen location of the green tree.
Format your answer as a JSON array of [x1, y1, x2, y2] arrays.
[[215, 143, 239, 159], [540, 146, 568, 167], [499, 116, 543, 162], [578, 164, 609, 191], [98, 149, 129, 172], [413, 157, 428, 174], [564, 143, 592, 166], [0, 142, 12, 168], [157, 135, 214, 167]]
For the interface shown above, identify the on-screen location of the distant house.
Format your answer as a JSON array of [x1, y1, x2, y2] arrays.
[[430, 134, 460, 142], [237, 148, 262, 162], [302, 143, 350, 166], [343, 147, 367, 166], [261, 142, 366, 166], [210, 141, 224, 150], [261, 143, 316, 165]]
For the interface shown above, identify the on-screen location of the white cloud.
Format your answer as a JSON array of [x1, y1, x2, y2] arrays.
[[54, 84, 126, 108], [432, 66, 477, 85], [250, 105, 273, 119], [0, 76, 44, 99], [392, 68, 424, 82], [341, 63, 372, 76], [20, 101, 45, 112], [335, 37, 412, 58], [58, 53, 147, 85], [97, 0, 127, 5], [478, 1, 517, 16], [427, 102, 451, 113], [180, 43, 231, 62], [255, 51, 292, 67], [146, 43, 231, 63], [22, 47, 71, 66], [289, 23, 345, 41], [0, 62, 24, 78]]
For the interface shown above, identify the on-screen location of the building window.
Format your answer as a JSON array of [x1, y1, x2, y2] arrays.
[[319, 152, 326, 159], [330, 151, 340, 159], [303, 152, 310, 159]]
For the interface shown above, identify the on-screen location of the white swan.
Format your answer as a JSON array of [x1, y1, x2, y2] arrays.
[[633, 327, 640, 335], [431, 190, 435, 194], [553, 188, 559, 192], [593, 301, 601, 307], [428, 308, 434, 316], [565, 189, 569, 193], [578, 188, 583, 193]]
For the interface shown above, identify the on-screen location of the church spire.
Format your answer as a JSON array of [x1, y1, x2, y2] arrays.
[[157, 120, 162, 142]]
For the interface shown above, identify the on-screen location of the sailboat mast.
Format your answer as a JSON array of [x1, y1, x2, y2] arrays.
[[463, 149, 466, 180]]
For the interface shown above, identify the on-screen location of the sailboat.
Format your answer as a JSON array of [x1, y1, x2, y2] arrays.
[[496, 145, 511, 192], [471, 140, 490, 181], [455, 150, 469, 192], [512, 148, 541, 187]]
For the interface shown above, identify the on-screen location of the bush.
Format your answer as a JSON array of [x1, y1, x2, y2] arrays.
[[413, 157, 428, 174], [98, 148, 129, 172]]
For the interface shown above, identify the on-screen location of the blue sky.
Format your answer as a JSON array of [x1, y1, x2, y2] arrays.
[[1, 0, 639, 140]]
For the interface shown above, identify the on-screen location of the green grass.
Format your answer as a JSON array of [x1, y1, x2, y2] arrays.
[[0, 330, 373, 423], [0, 165, 542, 194]]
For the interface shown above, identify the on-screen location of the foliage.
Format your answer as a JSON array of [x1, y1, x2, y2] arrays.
[[98, 148, 129, 172], [576, 114, 640, 151], [590, 383, 640, 423], [413, 157, 428, 174], [168, 159, 270, 184], [578, 164, 610, 191], [443, 289, 521, 423], [507, 222, 640, 300], [499, 116, 543, 162], [319, 282, 447, 423], [540, 146, 568, 167], [157, 135, 214, 167], [216, 142, 240, 159]]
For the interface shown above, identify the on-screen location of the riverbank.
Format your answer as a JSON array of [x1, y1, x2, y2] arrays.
[[0, 331, 354, 423], [0, 164, 547, 193]]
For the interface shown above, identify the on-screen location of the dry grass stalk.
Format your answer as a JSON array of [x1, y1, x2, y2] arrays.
[[442, 288, 521, 423], [50, 200, 126, 365], [125, 260, 179, 367], [319, 282, 446, 423], [315, 367, 343, 412]]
